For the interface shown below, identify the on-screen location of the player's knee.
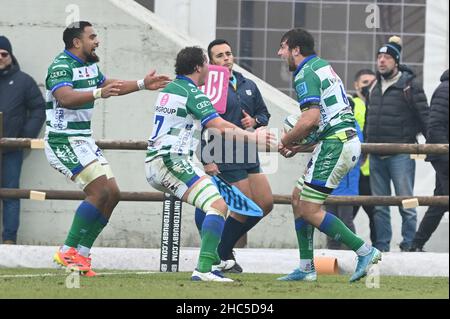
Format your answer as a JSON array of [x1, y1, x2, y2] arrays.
[[298, 201, 319, 218], [107, 186, 121, 206], [92, 187, 110, 207], [187, 178, 224, 215], [262, 200, 274, 216], [210, 198, 228, 217]]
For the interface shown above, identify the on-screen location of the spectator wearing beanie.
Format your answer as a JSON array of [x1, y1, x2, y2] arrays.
[[0, 35, 46, 244], [365, 36, 429, 252]]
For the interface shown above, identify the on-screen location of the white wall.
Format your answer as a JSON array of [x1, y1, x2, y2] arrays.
[[154, 0, 216, 48], [0, 0, 447, 252]]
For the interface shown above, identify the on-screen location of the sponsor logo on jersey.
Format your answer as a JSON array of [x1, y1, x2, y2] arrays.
[[298, 69, 305, 79], [50, 70, 68, 79], [296, 82, 308, 97], [160, 93, 170, 106], [73, 65, 98, 81], [51, 108, 67, 130], [196, 100, 212, 110], [155, 106, 177, 115], [76, 68, 91, 79]]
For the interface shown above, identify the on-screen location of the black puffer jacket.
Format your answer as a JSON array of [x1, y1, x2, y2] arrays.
[[426, 69, 449, 162], [366, 65, 429, 144], [0, 57, 45, 143]]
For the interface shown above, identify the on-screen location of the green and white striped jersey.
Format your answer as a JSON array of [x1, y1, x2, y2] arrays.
[[293, 55, 355, 140], [45, 50, 106, 137], [146, 76, 219, 162]]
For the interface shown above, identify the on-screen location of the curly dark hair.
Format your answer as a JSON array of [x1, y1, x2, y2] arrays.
[[175, 46, 207, 76], [280, 28, 316, 57]]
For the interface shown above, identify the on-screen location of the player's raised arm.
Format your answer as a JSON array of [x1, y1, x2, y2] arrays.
[[52, 81, 123, 108], [99, 69, 171, 95]]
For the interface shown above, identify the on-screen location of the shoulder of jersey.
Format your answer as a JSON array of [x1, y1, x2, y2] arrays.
[[169, 79, 202, 97], [50, 54, 72, 68], [309, 57, 329, 72]]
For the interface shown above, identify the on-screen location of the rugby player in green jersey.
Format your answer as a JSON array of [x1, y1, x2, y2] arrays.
[[277, 28, 381, 283], [145, 47, 275, 282], [46, 21, 170, 276]]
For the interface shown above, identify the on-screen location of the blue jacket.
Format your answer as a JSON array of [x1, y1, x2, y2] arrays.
[[0, 57, 45, 153], [331, 123, 363, 196], [201, 71, 271, 171]]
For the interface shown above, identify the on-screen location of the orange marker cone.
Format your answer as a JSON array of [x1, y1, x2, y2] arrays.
[[314, 257, 338, 275]]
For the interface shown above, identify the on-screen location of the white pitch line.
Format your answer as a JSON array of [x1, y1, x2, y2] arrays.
[[0, 271, 157, 279]]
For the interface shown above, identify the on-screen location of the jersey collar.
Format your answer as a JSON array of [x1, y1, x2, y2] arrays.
[[176, 75, 197, 87], [64, 50, 86, 65], [293, 54, 317, 77]]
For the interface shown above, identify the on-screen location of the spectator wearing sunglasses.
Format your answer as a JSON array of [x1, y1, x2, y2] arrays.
[[0, 35, 46, 245]]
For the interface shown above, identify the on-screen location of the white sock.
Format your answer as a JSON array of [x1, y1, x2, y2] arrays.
[[60, 245, 72, 253], [356, 243, 372, 256], [299, 259, 313, 272], [77, 245, 91, 257]]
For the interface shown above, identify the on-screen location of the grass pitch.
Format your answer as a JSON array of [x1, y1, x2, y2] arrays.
[[0, 268, 447, 299]]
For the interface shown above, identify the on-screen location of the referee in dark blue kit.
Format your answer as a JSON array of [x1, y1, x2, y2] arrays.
[[195, 39, 273, 273]]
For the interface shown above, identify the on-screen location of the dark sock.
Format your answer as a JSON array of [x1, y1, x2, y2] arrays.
[[195, 208, 206, 235], [217, 216, 246, 260], [243, 216, 262, 233]]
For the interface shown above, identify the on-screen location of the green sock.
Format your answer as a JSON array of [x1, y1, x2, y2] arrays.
[[295, 218, 315, 271], [78, 214, 109, 249], [319, 212, 365, 251], [295, 218, 314, 259], [197, 214, 225, 273], [197, 220, 221, 263], [64, 201, 102, 248]]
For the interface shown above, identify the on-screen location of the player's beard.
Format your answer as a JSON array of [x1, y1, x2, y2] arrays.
[[288, 55, 297, 72], [85, 49, 100, 63]]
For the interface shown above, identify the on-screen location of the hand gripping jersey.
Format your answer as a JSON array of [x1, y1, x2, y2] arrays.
[[45, 50, 106, 138], [293, 55, 356, 140], [146, 76, 220, 161]]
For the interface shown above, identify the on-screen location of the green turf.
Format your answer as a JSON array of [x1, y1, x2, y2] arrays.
[[0, 268, 447, 299]]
